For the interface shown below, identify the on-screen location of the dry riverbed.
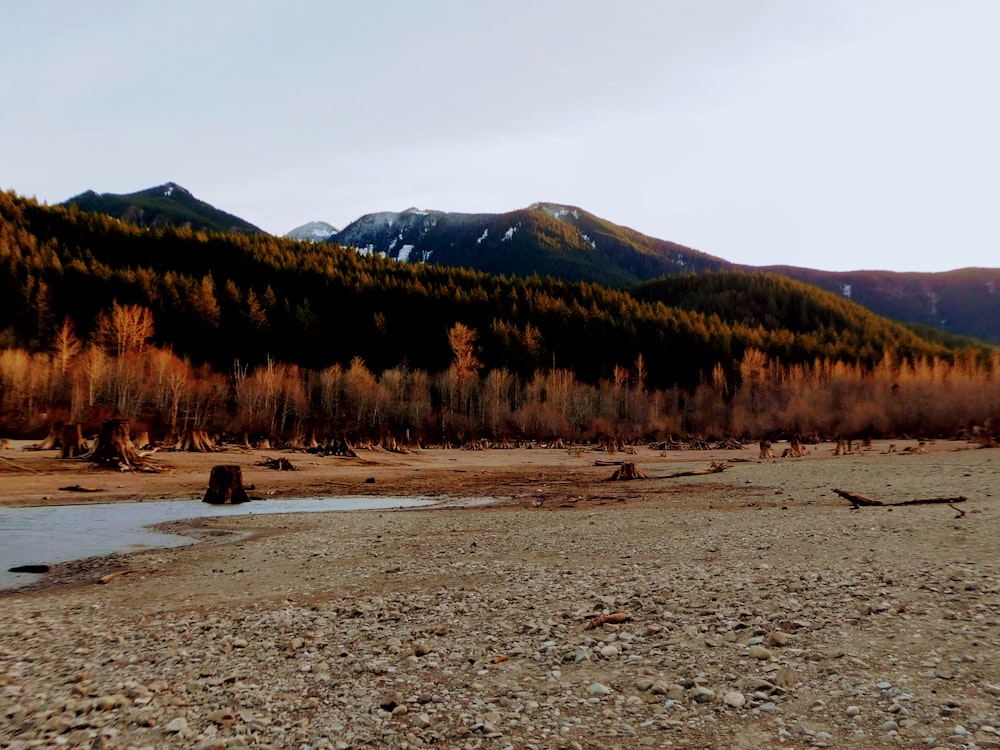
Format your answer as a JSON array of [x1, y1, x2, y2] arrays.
[[1, 440, 998, 749]]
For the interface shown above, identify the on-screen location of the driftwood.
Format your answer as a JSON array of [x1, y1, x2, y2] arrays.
[[714, 438, 745, 450], [758, 440, 775, 459], [832, 488, 967, 509], [0, 455, 42, 473], [98, 570, 133, 584], [586, 611, 631, 629], [656, 461, 732, 479], [59, 484, 103, 493], [255, 456, 297, 471], [203, 464, 250, 504], [608, 462, 648, 480]]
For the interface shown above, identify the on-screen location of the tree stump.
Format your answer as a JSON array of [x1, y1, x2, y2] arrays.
[[30, 421, 63, 451], [758, 440, 775, 459], [60, 423, 87, 459], [87, 419, 144, 470], [174, 430, 219, 452], [609, 462, 648, 480], [203, 465, 250, 504]]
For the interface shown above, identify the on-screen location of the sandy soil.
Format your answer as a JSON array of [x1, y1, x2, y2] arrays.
[[1, 440, 998, 749]]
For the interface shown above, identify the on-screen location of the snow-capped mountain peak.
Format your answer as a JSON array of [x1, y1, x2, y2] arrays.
[[285, 221, 339, 242]]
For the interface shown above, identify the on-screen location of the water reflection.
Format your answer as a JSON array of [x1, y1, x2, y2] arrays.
[[0, 496, 435, 590]]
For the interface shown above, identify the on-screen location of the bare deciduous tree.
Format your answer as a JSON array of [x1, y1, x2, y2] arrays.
[[93, 303, 155, 357]]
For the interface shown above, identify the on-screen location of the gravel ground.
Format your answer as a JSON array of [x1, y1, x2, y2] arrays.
[[1, 443, 999, 749]]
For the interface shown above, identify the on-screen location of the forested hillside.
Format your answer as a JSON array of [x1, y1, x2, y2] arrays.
[[1, 191, 997, 444], [763, 265, 1000, 345]]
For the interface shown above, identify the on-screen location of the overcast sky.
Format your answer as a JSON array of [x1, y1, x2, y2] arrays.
[[2, 1, 997, 272]]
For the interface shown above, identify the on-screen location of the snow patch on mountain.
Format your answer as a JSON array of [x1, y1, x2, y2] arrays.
[[502, 227, 517, 242], [531, 202, 580, 221], [477, 229, 488, 244], [398, 244, 415, 262]]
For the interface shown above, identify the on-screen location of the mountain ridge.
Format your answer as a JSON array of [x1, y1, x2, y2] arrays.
[[58, 182, 1000, 344]]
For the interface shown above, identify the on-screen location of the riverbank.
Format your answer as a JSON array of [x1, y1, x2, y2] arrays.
[[1, 440, 998, 749]]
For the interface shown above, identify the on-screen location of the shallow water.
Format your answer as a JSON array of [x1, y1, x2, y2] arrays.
[[0, 496, 435, 589]]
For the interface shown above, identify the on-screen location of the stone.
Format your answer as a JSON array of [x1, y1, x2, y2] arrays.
[[587, 683, 612, 696], [723, 691, 746, 708], [765, 631, 789, 647], [690, 687, 716, 703], [164, 717, 189, 734], [748, 645, 772, 660]]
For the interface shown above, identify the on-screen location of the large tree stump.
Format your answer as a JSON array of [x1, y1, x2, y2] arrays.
[[174, 429, 219, 452], [203, 464, 250, 504], [60, 423, 87, 458], [87, 419, 144, 470]]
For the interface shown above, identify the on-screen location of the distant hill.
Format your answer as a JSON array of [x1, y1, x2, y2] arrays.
[[329, 202, 729, 287], [758, 266, 1000, 345], [61, 182, 264, 235]]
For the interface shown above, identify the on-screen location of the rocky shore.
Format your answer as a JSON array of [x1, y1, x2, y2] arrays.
[[1, 443, 998, 749]]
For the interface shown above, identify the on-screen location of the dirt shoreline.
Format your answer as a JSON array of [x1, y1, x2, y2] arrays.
[[2, 440, 998, 749]]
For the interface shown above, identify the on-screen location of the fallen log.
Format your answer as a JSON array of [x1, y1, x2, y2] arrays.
[[832, 488, 967, 509], [59, 485, 103, 493], [653, 461, 732, 479]]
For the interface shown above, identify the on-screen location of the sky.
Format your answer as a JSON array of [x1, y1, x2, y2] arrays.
[[2, 0, 998, 273]]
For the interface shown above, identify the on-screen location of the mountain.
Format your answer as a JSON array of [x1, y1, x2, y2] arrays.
[[61, 182, 264, 235], [54, 183, 1000, 343], [1, 189, 969, 392], [330, 202, 729, 287], [285, 220, 338, 242], [328, 202, 1000, 344]]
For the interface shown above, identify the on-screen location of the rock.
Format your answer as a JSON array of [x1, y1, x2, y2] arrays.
[[723, 691, 746, 708], [689, 687, 716, 703], [587, 683, 612, 696], [599, 645, 619, 658], [774, 666, 797, 688], [748, 645, 772, 660], [164, 717, 189, 734], [765, 631, 790, 647]]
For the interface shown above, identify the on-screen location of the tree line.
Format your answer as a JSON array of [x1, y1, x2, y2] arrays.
[[0, 304, 997, 444]]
